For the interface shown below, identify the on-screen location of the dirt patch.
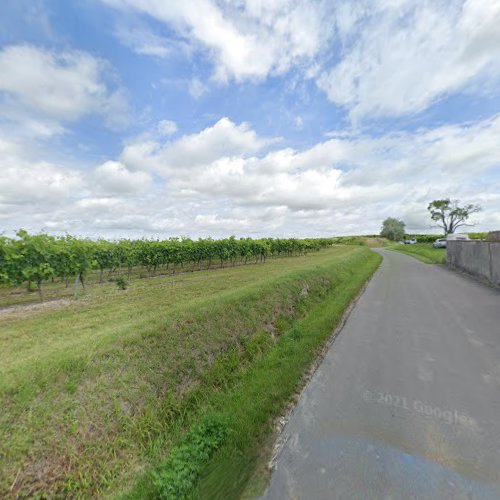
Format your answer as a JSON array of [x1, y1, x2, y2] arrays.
[[364, 237, 389, 248], [0, 298, 72, 321]]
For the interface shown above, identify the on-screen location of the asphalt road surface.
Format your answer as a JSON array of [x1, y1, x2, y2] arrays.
[[263, 249, 500, 500]]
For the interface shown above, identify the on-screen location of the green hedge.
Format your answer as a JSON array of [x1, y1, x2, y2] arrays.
[[404, 234, 442, 243]]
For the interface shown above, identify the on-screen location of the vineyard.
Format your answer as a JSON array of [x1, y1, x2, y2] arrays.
[[0, 230, 338, 303], [0, 245, 381, 498]]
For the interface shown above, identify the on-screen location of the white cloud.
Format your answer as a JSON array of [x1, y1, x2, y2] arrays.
[[0, 136, 151, 233], [92, 161, 152, 194], [188, 78, 208, 99], [0, 44, 129, 131], [194, 213, 251, 231], [157, 119, 178, 135], [101, 0, 331, 82], [160, 117, 272, 168], [101, 0, 500, 122], [114, 25, 173, 58], [121, 117, 274, 172], [318, 0, 500, 121], [111, 115, 500, 235], [0, 137, 84, 208], [2, 114, 499, 238]]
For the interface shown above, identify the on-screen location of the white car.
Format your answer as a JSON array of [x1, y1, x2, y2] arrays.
[[446, 233, 470, 241], [433, 238, 447, 248]]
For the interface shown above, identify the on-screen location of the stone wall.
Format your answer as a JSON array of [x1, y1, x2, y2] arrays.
[[447, 240, 500, 287]]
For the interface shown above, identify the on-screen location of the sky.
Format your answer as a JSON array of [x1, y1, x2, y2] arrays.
[[1, 0, 499, 239]]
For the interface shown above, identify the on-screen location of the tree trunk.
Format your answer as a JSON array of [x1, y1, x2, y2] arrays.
[[74, 272, 80, 300]]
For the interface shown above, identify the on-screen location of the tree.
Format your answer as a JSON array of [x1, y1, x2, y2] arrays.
[[381, 218, 405, 241], [427, 199, 481, 235]]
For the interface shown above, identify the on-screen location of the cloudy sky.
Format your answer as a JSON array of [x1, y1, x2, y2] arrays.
[[1, 0, 499, 239]]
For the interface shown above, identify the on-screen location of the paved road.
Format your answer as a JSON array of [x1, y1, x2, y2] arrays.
[[263, 249, 500, 500]]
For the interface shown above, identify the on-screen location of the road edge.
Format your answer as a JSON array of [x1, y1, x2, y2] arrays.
[[243, 250, 383, 498]]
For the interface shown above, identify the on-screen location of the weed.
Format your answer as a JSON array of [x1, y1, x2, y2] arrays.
[[152, 414, 229, 499], [116, 276, 128, 290]]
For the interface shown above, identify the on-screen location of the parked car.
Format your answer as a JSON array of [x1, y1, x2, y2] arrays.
[[433, 238, 447, 248], [403, 238, 417, 244], [446, 233, 470, 241]]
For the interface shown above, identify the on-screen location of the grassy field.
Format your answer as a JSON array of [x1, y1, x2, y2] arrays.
[[389, 243, 446, 264], [0, 246, 381, 498]]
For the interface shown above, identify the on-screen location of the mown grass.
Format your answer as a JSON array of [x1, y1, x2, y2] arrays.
[[389, 243, 446, 264], [0, 246, 380, 498]]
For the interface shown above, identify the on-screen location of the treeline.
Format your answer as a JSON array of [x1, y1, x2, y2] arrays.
[[0, 230, 337, 298], [405, 233, 488, 243]]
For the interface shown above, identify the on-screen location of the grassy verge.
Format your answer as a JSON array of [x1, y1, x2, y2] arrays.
[[388, 243, 446, 264], [125, 248, 381, 499], [0, 247, 380, 498]]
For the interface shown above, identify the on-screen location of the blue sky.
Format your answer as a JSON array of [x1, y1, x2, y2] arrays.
[[1, 0, 499, 238]]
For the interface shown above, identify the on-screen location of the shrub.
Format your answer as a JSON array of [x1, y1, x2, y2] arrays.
[[468, 232, 488, 240], [115, 276, 128, 290]]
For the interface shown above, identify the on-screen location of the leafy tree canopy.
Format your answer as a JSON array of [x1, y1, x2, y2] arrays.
[[427, 199, 481, 235], [381, 217, 405, 241]]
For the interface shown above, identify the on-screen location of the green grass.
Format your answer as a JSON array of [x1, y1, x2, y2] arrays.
[[388, 243, 446, 264], [0, 246, 381, 498], [125, 248, 381, 499], [332, 236, 390, 248]]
